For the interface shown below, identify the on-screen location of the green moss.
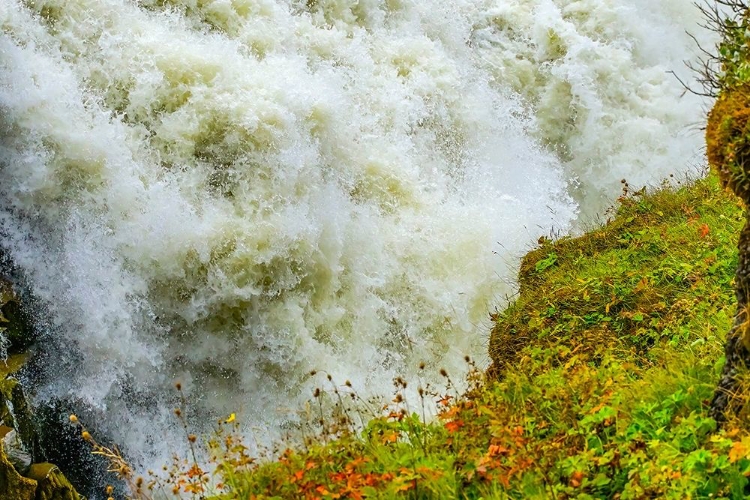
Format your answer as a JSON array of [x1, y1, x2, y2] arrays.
[[0, 353, 29, 380], [27, 463, 83, 500], [706, 87, 750, 199], [490, 174, 742, 375]]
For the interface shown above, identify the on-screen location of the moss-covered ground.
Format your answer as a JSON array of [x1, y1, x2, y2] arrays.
[[100, 173, 750, 499]]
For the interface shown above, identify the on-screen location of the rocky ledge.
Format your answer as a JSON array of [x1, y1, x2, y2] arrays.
[[0, 278, 84, 500]]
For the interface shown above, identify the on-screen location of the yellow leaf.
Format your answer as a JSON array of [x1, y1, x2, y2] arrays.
[[225, 413, 236, 424]]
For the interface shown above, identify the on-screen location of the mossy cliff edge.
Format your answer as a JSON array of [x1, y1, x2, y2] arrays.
[[146, 175, 749, 499], [488, 176, 742, 380], [702, 2, 750, 420]]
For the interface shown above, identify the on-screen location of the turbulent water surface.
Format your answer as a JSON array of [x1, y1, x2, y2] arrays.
[[0, 0, 712, 469]]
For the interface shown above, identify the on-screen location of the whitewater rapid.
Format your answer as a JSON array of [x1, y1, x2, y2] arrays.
[[0, 0, 711, 468]]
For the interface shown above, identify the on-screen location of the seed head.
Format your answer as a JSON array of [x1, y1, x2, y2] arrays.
[[174, 382, 182, 391], [81, 431, 92, 442]]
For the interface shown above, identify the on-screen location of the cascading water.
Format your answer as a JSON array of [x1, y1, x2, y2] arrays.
[[0, 0, 712, 473]]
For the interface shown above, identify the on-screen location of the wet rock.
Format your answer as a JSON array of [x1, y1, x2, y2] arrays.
[[0, 277, 87, 498], [0, 280, 35, 354], [27, 463, 83, 500], [0, 377, 41, 459], [0, 435, 37, 500], [3, 428, 32, 474]]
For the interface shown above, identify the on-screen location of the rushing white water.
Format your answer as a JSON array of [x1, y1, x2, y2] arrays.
[[0, 0, 711, 467]]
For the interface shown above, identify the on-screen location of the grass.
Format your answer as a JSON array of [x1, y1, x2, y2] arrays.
[[80, 173, 750, 499]]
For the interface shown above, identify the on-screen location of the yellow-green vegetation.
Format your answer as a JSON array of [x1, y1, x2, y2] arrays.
[[93, 175, 750, 499], [491, 178, 740, 373], [701, 0, 750, 420]]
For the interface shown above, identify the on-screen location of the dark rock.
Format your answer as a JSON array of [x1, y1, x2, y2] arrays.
[[0, 280, 36, 354], [0, 377, 41, 460]]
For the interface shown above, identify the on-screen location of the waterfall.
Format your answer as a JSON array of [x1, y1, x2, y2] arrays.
[[0, 0, 712, 467]]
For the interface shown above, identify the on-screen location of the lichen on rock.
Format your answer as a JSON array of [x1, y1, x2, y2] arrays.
[[27, 463, 82, 500], [706, 85, 750, 201], [0, 436, 37, 500]]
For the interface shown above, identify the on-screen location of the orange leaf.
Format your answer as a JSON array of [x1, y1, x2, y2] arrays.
[[698, 223, 710, 238], [570, 470, 585, 488], [347, 457, 368, 470], [729, 441, 748, 463], [488, 444, 510, 457], [445, 420, 465, 433], [382, 432, 398, 444], [394, 481, 415, 492]]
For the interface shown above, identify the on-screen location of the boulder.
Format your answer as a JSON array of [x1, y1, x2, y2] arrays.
[[0, 436, 37, 500], [27, 463, 83, 500], [0, 377, 40, 459], [3, 428, 32, 474]]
